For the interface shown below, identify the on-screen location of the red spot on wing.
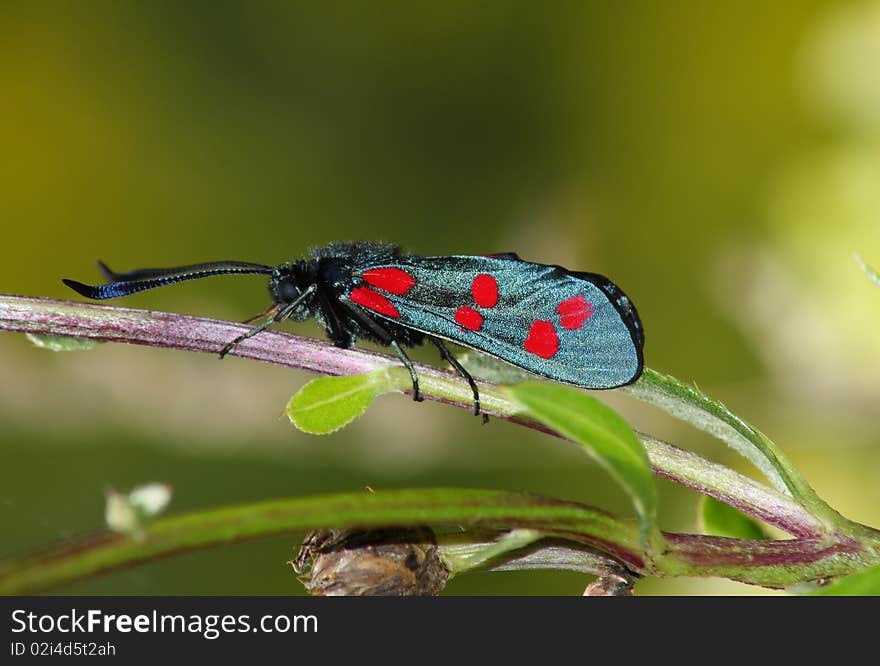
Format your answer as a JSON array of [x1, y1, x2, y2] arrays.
[[471, 274, 499, 308], [524, 320, 559, 359], [361, 267, 416, 295], [557, 295, 594, 330], [349, 287, 401, 318], [455, 306, 483, 331]]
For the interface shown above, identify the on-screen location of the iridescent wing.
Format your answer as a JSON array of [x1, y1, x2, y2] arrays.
[[341, 255, 643, 389]]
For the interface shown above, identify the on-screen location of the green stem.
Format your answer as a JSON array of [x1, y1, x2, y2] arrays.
[[659, 532, 879, 588], [641, 435, 821, 537], [1, 489, 877, 594], [623, 369, 843, 528], [0, 489, 642, 595], [3, 295, 878, 592], [0, 295, 845, 537]]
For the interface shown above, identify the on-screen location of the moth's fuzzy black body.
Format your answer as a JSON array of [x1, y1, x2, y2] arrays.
[[63, 241, 458, 411], [271, 242, 425, 350]]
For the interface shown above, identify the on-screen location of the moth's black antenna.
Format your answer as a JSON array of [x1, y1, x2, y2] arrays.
[[63, 261, 275, 300]]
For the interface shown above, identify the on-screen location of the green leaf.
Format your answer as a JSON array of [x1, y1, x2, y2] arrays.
[[286, 369, 410, 434], [505, 382, 658, 548], [26, 333, 102, 351], [808, 561, 880, 596], [855, 254, 880, 288], [699, 496, 768, 540]]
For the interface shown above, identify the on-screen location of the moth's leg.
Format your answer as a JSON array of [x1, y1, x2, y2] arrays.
[[430, 337, 480, 416], [219, 285, 316, 358], [219, 317, 279, 358], [390, 340, 423, 403], [316, 287, 346, 345], [341, 304, 424, 403]]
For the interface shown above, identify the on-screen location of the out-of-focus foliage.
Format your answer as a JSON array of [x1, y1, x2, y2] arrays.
[[2, 1, 879, 595], [699, 496, 769, 541]]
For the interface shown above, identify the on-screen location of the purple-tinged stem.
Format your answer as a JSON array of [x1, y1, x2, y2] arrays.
[[3, 294, 880, 589], [0, 295, 845, 539], [642, 435, 821, 537], [659, 532, 871, 588], [0, 295, 405, 377]]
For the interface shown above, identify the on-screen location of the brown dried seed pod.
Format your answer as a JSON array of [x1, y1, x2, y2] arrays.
[[292, 527, 450, 596], [582, 572, 636, 596]]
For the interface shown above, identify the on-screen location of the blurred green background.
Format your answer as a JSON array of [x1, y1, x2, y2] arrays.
[[3, 1, 880, 595]]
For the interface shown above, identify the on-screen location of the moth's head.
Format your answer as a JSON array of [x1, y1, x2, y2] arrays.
[[269, 264, 314, 322]]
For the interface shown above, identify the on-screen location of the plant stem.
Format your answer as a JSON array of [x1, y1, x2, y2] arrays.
[[641, 435, 820, 537], [0, 488, 875, 594], [0, 295, 837, 537], [3, 292, 880, 592], [659, 532, 875, 588], [0, 489, 643, 595], [624, 369, 844, 529]]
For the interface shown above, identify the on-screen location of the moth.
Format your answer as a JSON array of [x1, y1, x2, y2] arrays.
[[64, 242, 644, 415]]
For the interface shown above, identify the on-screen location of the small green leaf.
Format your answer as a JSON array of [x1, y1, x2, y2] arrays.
[[855, 254, 880, 288], [807, 562, 880, 596], [286, 369, 409, 434], [699, 496, 768, 540], [26, 333, 102, 351], [505, 382, 658, 548]]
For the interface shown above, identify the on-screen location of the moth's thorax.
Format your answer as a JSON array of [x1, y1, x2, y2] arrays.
[[311, 242, 403, 295]]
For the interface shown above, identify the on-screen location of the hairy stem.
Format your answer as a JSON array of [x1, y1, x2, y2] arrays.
[[0, 295, 832, 538], [641, 435, 820, 537]]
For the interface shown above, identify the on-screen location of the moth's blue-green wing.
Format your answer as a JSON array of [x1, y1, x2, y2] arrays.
[[342, 255, 644, 389]]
